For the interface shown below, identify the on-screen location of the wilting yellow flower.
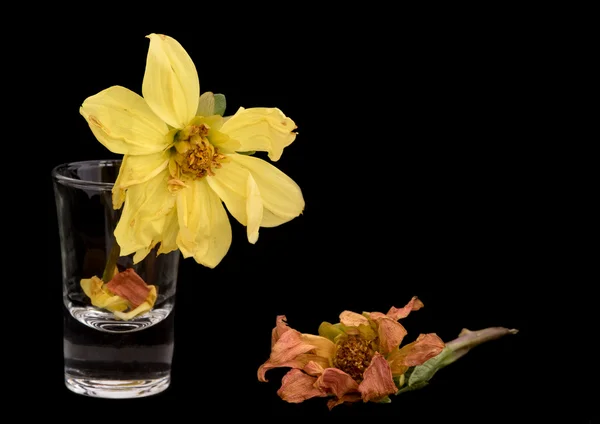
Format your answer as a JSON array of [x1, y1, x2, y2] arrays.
[[80, 34, 304, 267], [258, 297, 445, 409]]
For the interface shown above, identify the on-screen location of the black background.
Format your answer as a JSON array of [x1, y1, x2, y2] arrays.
[[35, 7, 589, 423]]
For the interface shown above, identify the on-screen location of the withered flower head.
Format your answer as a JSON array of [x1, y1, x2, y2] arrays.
[[258, 297, 445, 409]]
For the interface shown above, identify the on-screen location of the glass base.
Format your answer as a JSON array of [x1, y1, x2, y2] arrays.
[[65, 374, 170, 398], [69, 304, 172, 333]]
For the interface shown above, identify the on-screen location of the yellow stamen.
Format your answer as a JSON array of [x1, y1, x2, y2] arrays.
[[333, 335, 375, 382], [172, 122, 224, 180]]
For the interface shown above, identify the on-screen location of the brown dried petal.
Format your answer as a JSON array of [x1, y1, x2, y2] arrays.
[[388, 333, 445, 376], [316, 368, 360, 398], [303, 361, 325, 376], [358, 352, 398, 402], [105, 269, 151, 308], [370, 313, 408, 354], [386, 296, 424, 321], [276, 369, 327, 404], [339, 311, 369, 327], [271, 315, 291, 347]]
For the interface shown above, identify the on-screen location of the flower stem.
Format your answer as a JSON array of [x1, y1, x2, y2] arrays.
[[102, 240, 121, 282], [444, 327, 519, 365], [396, 326, 518, 394]]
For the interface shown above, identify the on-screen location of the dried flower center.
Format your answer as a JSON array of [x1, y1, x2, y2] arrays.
[[171, 123, 225, 181], [333, 335, 375, 382]]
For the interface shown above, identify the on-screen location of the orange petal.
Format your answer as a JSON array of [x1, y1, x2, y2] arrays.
[[339, 311, 369, 327], [303, 361, 325, 376], [258, 354, 329, 382], [105, 269, 151, 308], [258, 316, 336, 382], [369, 313, 408, 354], [327, 393, 362, 410], [386, 296, 424, 321], [270, 329, 321, 363], [316, 368, 360, 398], [271, 315, 291, 347], [358, 352, 398, 402], [387, 333, 445, 376], [277, 369, 327, 404]]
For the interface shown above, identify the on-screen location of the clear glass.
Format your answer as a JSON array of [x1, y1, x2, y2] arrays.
[[52, 159, 179, 398]]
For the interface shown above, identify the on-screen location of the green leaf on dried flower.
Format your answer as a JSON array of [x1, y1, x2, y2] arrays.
[[396, 347, 454, 394], [214, 93, 226, 116], [318, 321, 345, 342], [358, 323, 377, 341]]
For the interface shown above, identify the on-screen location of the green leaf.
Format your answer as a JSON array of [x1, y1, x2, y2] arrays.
[[237, 151, 256, 156], [318, 321, 345, 342], [358, 323, 377, 341], [214, 93, 226, 116], [395, 347, 455, 395], [377, 396, 392, 404]]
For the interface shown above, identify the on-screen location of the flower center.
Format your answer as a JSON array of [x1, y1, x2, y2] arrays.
[[333, 335, 375, 382], [171, 123, 225, 181]]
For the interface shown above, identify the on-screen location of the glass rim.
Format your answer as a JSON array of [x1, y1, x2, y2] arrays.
[[51, 159, 121, 189]]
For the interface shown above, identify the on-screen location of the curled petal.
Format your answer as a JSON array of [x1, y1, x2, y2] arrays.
[[207, 160, 249, 225], [229, 154, 304, 226], [112, 151, 170, 209], [176, 179, 232, 268], [387, 296, 424, 321], [387, 333, 446, 376], [220, 107, 297, 161], [258, 354, 329, 383], [277, 369, 326, 404], [114, 169, 176, 263], [246, 172, 263, 244], [316, 368, 359, 398], [301, 334, 336, 360], [271, 315, 291, 347], [143, 34, 199, 128], [207, 161, 264, 244], [339, 311, 369, 327], [370, 313, 408, 354], [303, 361, 325, 376], [258, 329, 335, 382], [80, 86, 169, 155], [358, 352, 398, 402], [156, 208, 179, 255], [105, 269, 150, 308], [80, 276, 128, 312]]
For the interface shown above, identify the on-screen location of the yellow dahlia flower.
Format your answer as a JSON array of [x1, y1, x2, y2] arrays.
[[80, 34, 304, 268]]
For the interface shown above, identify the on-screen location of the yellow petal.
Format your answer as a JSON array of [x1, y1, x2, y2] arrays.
[[116, 151, 170, 189], [207, 161, 264, 244], [230, 154, 304, 225], [80, 277, 128, 312], [196, 92, 215, 116], [220, 107, 297, 161], [209, 129, 241, 153], [246, 173, 263, 244], [157, 208, 179, 255], [112, 160, 127, 210], [80, 86, 169, 155], [112, 151, 170, 209], [143, 34, 199, 128], [176, 179, 232, 268], [114, 169, 176, 262], [207, 157, 250, 212], [113, 302, 152, 321]]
